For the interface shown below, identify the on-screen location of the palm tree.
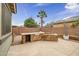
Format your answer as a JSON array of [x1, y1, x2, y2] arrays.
[[37, 10, 47, 29]]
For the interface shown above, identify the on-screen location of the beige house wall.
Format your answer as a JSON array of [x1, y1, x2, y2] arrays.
[[66, 23, 72, 27], [53, 23, 64, 27], [53, 22, 73, 28], [2, 4, 12, 36], [0, 4, 2, 37], [0, 3, 12, 56]]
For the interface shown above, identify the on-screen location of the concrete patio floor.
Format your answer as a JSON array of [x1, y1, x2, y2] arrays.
[[7, 36, 79, 56]]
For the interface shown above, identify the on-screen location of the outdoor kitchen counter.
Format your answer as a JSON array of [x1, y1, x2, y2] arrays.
[[41, 33, 58, 41], [21, 32, 44, 35], [21, 32, 44, 43]]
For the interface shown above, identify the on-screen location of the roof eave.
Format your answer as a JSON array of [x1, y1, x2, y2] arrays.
[[5, 3, 17, 14]]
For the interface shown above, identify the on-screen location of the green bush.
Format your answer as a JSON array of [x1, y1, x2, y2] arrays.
[[24, 18, 38, 28]]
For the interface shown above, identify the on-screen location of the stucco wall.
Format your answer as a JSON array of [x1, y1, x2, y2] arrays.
[[0, 3, 12, 56], [0, 4, 1, 37], [53, 22, 72, 27], [53, 23, 64, 27], [2, 4, 11, 36], [0, 34, 12, 56]]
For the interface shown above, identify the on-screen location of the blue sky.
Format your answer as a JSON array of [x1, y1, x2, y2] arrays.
[[12, 3, 79, 26]]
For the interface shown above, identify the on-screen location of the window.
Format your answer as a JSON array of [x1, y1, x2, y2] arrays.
[[1, 4, 11, 36]]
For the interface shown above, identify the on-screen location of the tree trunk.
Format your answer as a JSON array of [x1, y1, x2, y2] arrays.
[[40, 17, 43, 28]]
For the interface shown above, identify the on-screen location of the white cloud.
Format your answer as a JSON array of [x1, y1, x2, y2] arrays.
[[12, 23, 24, 26], [63, 16, 72, 20], [65, 3, 79, 10], [35, 3, 49, 6]]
